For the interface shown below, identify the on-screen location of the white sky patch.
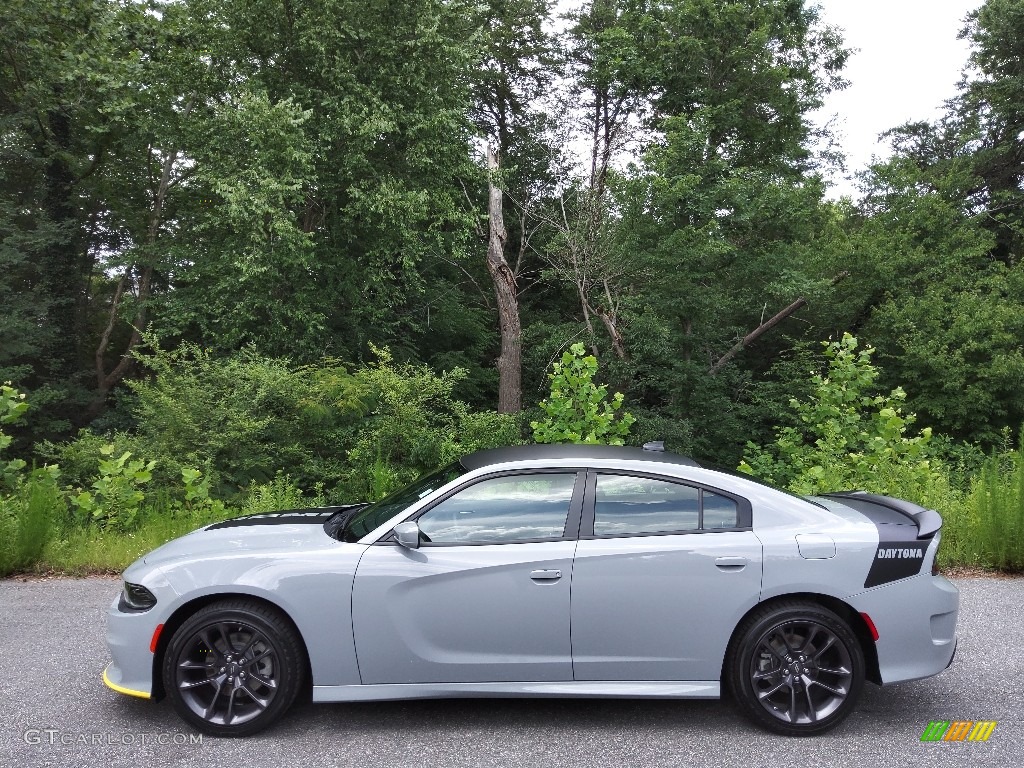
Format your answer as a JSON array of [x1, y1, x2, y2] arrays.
[[810, 0, 984, 199]]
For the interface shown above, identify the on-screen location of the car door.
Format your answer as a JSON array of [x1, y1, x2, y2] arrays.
[[351, 470, 584, 684], [570, 471, 763, 681]]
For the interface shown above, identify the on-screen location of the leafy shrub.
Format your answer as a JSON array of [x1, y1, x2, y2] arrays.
[[36, 429, 114, 491], [70, 446, 157, 531], [44, 343, 522, 508], [532, 343, 635, 445], [179, 465, 227, 517], [343, 346, 523, 499], [740, 334, 940, 496], [0, 381, 29, 489], [125, 340, 361, 492]]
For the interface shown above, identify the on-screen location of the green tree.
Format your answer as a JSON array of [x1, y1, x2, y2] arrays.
[[0, 0, 150, 431], [148, 0, 482, 367], [828, 0, 1024, 444], [740, 334, 938, 496], [346, 346, 523, 498], [585, 0, 850, 463]]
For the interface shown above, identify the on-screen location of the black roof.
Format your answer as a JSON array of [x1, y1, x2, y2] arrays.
[[459, 444, 701, 471]]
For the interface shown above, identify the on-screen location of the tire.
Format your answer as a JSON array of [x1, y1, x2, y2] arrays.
[[162, 599, 306, 737], [726, 601, 865, 736]]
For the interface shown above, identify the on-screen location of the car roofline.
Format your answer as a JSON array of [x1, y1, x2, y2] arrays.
[[459, 445, 701, 471]]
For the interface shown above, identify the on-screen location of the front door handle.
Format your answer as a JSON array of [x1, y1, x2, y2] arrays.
[[530, 569, 562, 581], [715, 556, 748, 571]]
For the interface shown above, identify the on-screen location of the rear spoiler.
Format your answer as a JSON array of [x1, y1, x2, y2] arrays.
[[821, 491, 942, 539]]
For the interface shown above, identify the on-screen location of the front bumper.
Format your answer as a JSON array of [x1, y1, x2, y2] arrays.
[[849, 573, 959, 684], [102, 662, 150, 699], [104, 590, 163, 700]]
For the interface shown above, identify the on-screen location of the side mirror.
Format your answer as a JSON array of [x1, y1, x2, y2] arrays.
[[393, 521, 421, 549]]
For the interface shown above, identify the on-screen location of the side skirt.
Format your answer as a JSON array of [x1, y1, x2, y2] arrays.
[[313, 680, 720, 703]]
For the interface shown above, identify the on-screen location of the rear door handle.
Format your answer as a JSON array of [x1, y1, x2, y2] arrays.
[[715, 556, 748, 571], [530, 569, 562, 581]]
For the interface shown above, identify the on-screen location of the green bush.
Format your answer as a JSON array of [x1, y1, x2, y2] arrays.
[[37, 429, 127, 493], [532, 343, 635, 445], [45, 342, 520, 504], [242, 474, 324, 515], [69, 446, 157, 531], [343, 346, 523, 500], [964, 443, 1024, 570], [740, 334, 941, 496], [1, 381, 30, 489], [0, 473, 63, 576], [125, 341, 360, 492]]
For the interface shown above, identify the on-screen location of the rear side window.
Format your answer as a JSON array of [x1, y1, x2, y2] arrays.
[[593, 475, 740, 536], [703, 491, 739, 529]]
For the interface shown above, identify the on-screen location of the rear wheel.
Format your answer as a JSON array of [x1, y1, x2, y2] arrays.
[[162, 599, 305, 737], [727, 601, 865, 736]]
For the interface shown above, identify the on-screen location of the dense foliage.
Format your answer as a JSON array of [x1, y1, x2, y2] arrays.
[[740, 334, 938, 497], [1, 0, 1023, 572]]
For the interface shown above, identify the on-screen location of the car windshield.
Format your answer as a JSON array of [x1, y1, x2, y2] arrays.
[[341, 462, 467, 542]]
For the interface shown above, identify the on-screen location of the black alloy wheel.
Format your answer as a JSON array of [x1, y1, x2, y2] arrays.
[[162, 599, 305, 737], [727, 601, 865, 736]]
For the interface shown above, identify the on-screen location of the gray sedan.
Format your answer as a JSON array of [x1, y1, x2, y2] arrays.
[[103, 444, 959, 737]]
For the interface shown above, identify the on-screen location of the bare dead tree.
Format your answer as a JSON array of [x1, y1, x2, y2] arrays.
[[486, 142, 523, 413]]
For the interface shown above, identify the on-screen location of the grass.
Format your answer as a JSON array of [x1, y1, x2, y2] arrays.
[[937, 446, 1024, 572], [37, 510, 227, 574], [0, 475, 62, 576]]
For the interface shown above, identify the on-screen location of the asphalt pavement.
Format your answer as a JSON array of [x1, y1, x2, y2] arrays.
[[0, 576, 1021, 768]]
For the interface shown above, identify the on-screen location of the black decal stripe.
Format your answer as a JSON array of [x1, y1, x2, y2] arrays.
[[822, 492, 934, 588], [865, 537, 927, 588], [206, 507, 348, 530], [863, 517, 928, 588]]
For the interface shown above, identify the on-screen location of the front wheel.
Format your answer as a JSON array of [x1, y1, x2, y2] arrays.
[[727, 601, 865, 736], [162, 599, 306, 737]]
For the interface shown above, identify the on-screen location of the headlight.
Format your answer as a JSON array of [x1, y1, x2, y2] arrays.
[[119, 582, 157, 612]]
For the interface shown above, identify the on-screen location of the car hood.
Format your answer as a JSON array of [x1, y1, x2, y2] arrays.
[[142, 505, 364, 567]]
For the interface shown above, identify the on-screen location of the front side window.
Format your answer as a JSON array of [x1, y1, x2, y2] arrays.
[[593, 474, 740, 535], [417, 473, 577, 544]]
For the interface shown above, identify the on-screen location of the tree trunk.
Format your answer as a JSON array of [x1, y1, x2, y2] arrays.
[[89, 97, 198, 420], [708, 297, 808, 376], [598, 279, 626, 359], [486, 143, 522, 413]]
